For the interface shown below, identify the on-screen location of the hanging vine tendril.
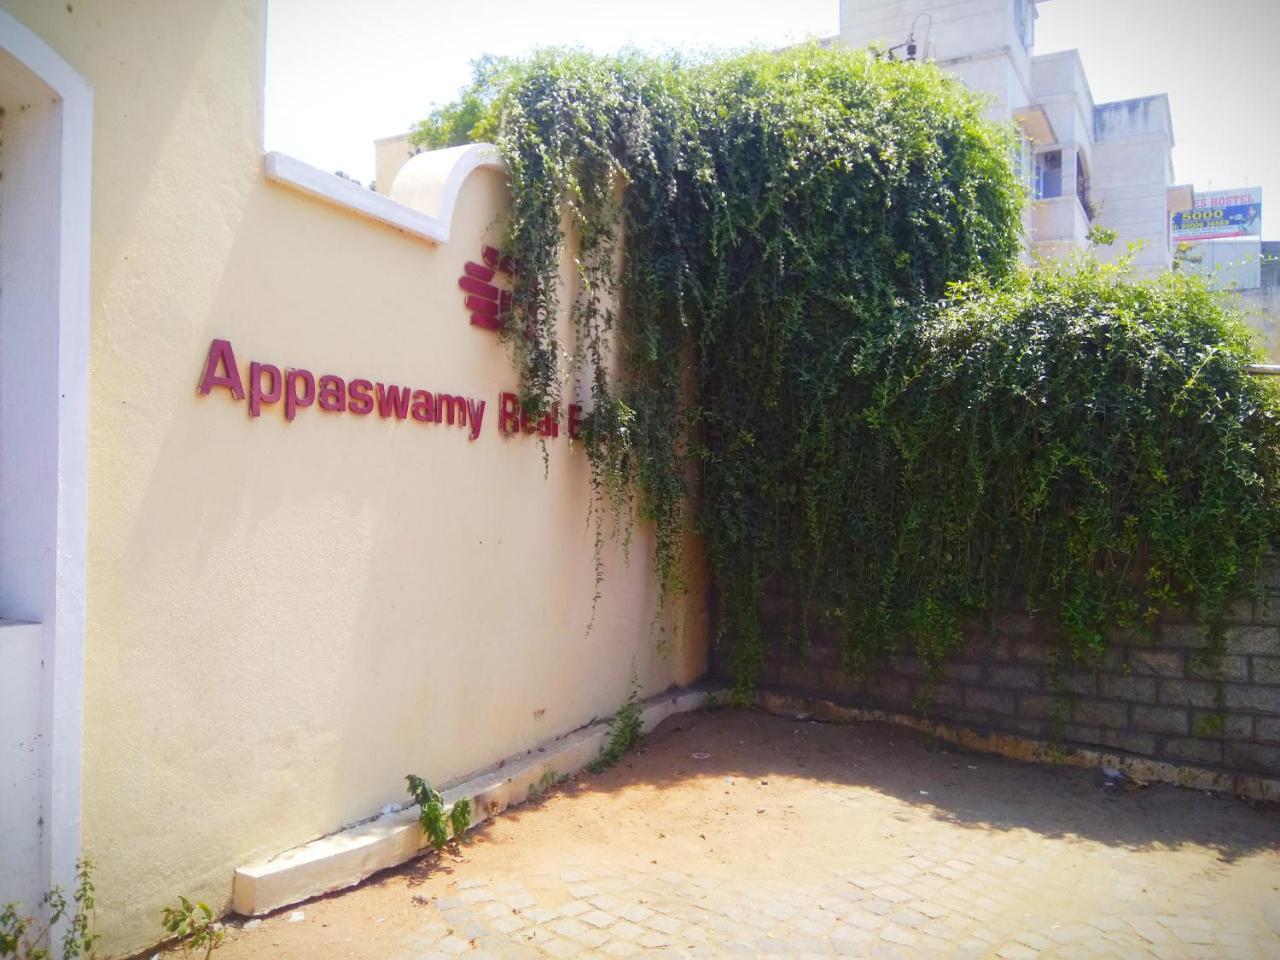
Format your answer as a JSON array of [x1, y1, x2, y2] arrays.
[[414, 46, 1280, 694]]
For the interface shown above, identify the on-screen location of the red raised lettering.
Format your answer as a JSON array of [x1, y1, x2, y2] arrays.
[[318, 375, 346, 412], [248, 362, 282, 418], [437, 394, 466, 427], [198, 339, 244, 400], [348, 379, 374, 416], [375, 382, 412, 419], [459, 276, 499, 299], [467, 398, 486, 440], [285, 369, 315, 422], [466, 295, 499, 317], [411, 390, 435, 422], [499, 392, 521, 436]]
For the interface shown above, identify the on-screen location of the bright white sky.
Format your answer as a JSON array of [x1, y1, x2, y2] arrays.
[[266, 0, 1279, 238]]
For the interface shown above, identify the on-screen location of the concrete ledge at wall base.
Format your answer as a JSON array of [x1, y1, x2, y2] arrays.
[[752, 689, 1280, 804], [231, 687, 708, 918]]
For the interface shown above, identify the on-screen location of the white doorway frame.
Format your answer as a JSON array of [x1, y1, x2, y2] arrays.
[[0, 8, 91, 901]]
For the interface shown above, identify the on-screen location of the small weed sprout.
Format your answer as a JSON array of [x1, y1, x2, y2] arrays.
[[406, 775, 449, 849], [527, 769, 560, 801], [406, 776, 471, 848], [160, 897, 222, 960], [1, 858, 100, 960], [449, 797, 472, 841], [1194, 712, 1225, 737], [589, 682, 644, 773]]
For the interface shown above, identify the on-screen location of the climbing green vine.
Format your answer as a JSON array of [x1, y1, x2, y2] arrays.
[[414, 46, 1280, 695]]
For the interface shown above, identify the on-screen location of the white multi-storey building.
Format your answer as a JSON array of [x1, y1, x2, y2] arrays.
[[375, 0, 1219, 281], [837, 0, 1187, 273]]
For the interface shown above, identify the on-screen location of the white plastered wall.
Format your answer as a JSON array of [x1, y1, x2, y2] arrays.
[[0, 7, 91, 915]]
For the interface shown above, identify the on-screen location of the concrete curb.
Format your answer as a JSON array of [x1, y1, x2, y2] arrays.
[[231, 686, 708, 917], [753, 688, 1280, 803]]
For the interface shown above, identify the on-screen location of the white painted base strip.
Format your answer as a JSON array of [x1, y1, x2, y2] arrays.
[[232, 687, 707, 917], [0, 620, 46, 908]]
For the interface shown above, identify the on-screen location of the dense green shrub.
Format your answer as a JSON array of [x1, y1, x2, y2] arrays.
[[810, 262, 1280, 678], [415, 47, 1280, 693]]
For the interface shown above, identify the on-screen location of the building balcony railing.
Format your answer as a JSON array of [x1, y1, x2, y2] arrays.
[[1030, 194, 1090, 249]]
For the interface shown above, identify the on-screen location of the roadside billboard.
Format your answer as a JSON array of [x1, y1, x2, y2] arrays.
[[1172, 187, 1262, 243]]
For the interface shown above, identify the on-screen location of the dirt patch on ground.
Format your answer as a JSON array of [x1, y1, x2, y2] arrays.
[[192, 708, 1279, 959]]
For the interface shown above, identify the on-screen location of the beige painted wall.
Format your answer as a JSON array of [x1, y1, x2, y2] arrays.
[[374, 132, 415, 195], [0, 1, 706, 954]]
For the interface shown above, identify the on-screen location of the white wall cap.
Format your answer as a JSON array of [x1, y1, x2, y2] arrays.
[[388, 143, 505, 240], [265, 144, 506, 245], [265, 151, 454, 244]]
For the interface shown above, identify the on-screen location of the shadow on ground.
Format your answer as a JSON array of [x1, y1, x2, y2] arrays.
[[204, 708, 1280, 960], [519, 707, 1278, 862]]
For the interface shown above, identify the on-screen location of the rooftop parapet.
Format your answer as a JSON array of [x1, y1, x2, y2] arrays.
[[1094, 94, 1175, 144], [1030, 48, 1095, 116]]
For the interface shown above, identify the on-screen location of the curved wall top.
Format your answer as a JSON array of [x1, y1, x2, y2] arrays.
[[265, 142, 505, 246], [389, 142, 505, 237]]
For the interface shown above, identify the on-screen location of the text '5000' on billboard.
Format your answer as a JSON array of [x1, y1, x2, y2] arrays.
[[1172, 187, 1262, 243]]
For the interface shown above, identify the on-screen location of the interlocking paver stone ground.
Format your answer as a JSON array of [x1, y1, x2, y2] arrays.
[[212, 710, 1279, 960]]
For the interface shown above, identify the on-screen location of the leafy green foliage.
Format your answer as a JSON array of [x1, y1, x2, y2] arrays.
[[417, 46, 1280, 693], [161, 897, 223, 960], [406, 776, 471, 848], [1087, 224, 1118, 247], [449, 797, 473, 841], [530, 769, 559, 797], [0, 905, 34, 959], [817, 261, 1280, 681], [410, 55, 507, 149], [1, 859, 99, 960], [405, 774, 450, 849], [589, 682, 644, 773], [1194, 711, 1226, 737], [425, 45, 1021, 617]]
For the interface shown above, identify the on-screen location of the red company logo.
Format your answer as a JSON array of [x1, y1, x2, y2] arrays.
[[458, 246, 513, 332]]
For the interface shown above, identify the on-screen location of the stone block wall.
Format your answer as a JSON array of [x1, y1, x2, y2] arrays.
[[716, 584, 1280, 780]]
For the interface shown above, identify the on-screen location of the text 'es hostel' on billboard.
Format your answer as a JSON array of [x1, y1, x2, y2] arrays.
[[1172, 187, 1262, 243]]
